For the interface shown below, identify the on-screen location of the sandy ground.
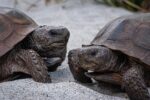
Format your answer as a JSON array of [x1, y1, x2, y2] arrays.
[[0, 0, 134, 100]]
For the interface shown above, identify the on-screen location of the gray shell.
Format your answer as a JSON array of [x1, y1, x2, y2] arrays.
[[92, 14, 150, 65], [0, 7, 38, 57]]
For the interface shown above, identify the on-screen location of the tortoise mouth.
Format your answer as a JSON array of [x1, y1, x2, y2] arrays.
[[85, 72, 123, 85], [49, 32, 69, 47], [40, 46, 66, 57], [50, 42, 66, 47], [78, 56, 100, 71], [80, 61, 98, 71]]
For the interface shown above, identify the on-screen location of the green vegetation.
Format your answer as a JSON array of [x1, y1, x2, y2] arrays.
[[95, 0, 150, 12]]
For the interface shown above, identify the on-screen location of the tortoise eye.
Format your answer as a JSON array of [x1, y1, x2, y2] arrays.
[[90, 51, 97, 56], [48, 30, 59, 36]]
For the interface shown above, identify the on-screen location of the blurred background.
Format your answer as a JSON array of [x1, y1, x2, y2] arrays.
[[96, 0, 150, 12], [0, 0, 149, 12], [0, 0, 149, 100]]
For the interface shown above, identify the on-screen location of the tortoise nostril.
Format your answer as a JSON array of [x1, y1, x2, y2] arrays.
[[62, 28, 69, 36], [70, 51, 74, 55], [69, 50, 77, 57]]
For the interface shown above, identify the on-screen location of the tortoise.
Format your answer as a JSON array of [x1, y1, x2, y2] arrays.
[[68, 14, 150, 100], [0, 7, 70, 83]]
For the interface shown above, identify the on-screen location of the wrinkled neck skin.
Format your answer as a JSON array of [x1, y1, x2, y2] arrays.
[[99, 50, 128, 73]]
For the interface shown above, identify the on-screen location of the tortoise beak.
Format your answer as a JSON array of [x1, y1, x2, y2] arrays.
[[43, 57, 62, 68]]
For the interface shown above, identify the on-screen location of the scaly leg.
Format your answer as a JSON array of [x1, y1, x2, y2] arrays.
[[2, 49, 51, 83], [122, 63, 150, 100]]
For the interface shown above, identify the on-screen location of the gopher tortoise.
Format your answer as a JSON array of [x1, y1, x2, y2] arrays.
[[0, 7, 70, 83], [68, 14, 150, 100]]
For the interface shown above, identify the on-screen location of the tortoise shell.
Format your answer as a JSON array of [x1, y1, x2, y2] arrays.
[[91, 14, 150, 65], [0, 7, 38, 57]]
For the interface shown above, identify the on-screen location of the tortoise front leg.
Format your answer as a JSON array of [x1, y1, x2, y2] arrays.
[[68, 50, 92, 83], [122, 63, 150, 100], [5, 49, 51, 83]]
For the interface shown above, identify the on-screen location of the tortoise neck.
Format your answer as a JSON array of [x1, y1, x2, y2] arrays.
[[107, 51, 127, 72], [19, 33, 32, 49]]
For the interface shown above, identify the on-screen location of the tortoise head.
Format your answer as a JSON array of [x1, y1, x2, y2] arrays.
[[28, 25, 70, 62], [69, 46, 113, 72]]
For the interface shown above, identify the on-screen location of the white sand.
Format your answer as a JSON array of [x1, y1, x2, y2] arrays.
[[0, 79, 128, 100], [0, 0, 133, 100]]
